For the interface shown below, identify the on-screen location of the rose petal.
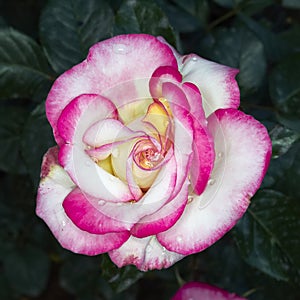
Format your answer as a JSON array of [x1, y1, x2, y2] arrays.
[[83, 118, 145, 148], [59, 144, 133, 202], [157, 108, 272, 254], [57, 94, 117, 146], [109, 236, 184, 271], [86, 153, 177, 225], [149, 66, 182, 99], [130, 179, 189, 238], [171, 282, 246, 300], [36, 147, 130, 255], [62, 187, 132, 234], [46, 34, 177, 143], [179, 54, 240, 117]]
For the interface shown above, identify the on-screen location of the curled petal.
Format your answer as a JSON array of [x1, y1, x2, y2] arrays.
[[130, 179, 189, 238], [180, 54, 240, 117], [109, 236, 184, 271], [157, 109, 272, 255], [36, 147, 130, 255], [57, 94, 117, 146], [62, 188, 132, 234], [59, 144, 133, 202]]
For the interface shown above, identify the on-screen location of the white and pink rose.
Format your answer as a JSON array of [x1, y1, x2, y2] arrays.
[[36, 34, 271, 271]]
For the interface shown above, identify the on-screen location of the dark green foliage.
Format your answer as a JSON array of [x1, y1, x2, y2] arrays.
[[0, 0, 299, 299]]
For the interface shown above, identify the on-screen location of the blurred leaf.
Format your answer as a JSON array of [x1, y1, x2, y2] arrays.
[[3, 245, 50, 297], [0, 273, 14, 300], [282, 0, 300, 9], [238, 13, 289, 62], [171, 0, 209, 25], [101, 254, 143, 293], [0, 28, 53, 101], [262, 140, 299, 188], [114, 0, 177, 47], [21, 103, 55, 187], [213, 0, 273, 13], [59, 255, 113, 299], [199, 26, 266, 97], [269, 53, 300, 119], [0, 104, 29, 174], [280, 25, 300, 56], [40, 0, 114, 74], [154, 0, 202, 32], [234, 190, 300, 284], [269, 124, 300, 158]]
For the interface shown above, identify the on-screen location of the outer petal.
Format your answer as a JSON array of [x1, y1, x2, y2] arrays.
[[109, 236, 184, 271], [46, 34, 177, 142], [130, 179, 189, 238], [171, 282, 246, 300], [62, 188, 132, 234], [179, 54, 239, 117], [36, 147, 130, 255], [157, 108, 272, 254]]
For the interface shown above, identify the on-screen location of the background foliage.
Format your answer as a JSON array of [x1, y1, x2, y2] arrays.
[[0, 0, 299, 299]]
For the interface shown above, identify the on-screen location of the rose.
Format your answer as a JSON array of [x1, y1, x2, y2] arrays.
[[36, 34, 271, 271], [171, 282, 246, 300]]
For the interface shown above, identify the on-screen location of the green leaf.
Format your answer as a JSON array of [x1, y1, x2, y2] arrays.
[[269, 53, 300, 119], [3, 245, 50, 297], [282, 0, 300, 9], [101, 254, 144, 293], [0, 104, 29, 174], [234, 190, 300, 284], [21, 103, 55, 187], [154, 0, 203, 32], [269, 124, 300, 158], [238, 13, 289, 62], [199, 26, 266, 97], [0, 28, 53, 101], [39, 0, 114, 74], [114, 0, 177, 47]]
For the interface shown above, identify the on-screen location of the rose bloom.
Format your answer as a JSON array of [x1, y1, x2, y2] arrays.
[[171, 282, 246, 300], [36, 34, 271, 271]]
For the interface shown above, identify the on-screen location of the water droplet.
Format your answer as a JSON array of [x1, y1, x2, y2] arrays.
[[217, 152, 224, 159], [146, 245, 152, 253], [176, 236, 182, 243], [85, 159, 93, 167], [162, 247, 166, 256], [113, 43, 130, 54], [187, 195, 194, 204], [112, 148, 119, 157], [191, 56, 197, 61], [208, 179, 215, 186], [62, 220, 66, 227], [98, 200, 105, 206]]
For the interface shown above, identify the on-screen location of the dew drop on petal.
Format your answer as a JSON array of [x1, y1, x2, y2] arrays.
[[208, 179, 215, 186], [217, 152, 224, 159], [146, 245, 152, 253], [98, 200, 105, 206], [61, 220, 66, 229], [176, 236, 183, 243], [162, 247, 166, 256], [113, 43, 130, 54], [191, 56, 197, 61], [187, 195, 194, 204], [85, 159, 93, 167]]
